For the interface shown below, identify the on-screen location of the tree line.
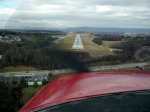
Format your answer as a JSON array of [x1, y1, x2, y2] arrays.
[[94, 33, 124, 41], [92, 38, 103, 45], [0, 81, 24, 112], [94, 33, 150, 41]]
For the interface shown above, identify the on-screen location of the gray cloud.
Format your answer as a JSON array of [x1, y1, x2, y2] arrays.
[[1, 0, 150, 29]]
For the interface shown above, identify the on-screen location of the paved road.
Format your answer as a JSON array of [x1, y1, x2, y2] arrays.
[[89, 62, 150, 71], [72, 34, 84, 49], [54, 37, 66, 44], [0, 62, 150, 77]]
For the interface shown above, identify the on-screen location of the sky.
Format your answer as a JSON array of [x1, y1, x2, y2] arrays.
[[0, 0, 150, 29]]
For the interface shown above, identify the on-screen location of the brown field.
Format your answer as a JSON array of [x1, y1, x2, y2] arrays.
[[24, 36, 38, 42], [0, 66, 40, 73], [102, 41, 121, 47]]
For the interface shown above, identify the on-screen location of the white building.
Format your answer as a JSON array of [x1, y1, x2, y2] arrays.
[[4, 36, 8, 38], [0, 35, 22, 43], [13, 36, 21, 41], [51, 35, 57, 38], [10, 72, 48, 86], [27, 81, 42, 86], [12, 72, 34, 76], [0, 37, 14, 43], [26, 76, 45, 86]]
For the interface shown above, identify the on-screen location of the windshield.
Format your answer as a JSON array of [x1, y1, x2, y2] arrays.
[[0, 0, 150, 111], [37, 91, 150, 112]]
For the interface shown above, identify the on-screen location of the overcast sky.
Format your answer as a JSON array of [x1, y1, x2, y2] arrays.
[[0, 0, 150, 29]]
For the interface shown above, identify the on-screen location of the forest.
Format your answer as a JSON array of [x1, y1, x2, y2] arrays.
[[1, 31, 150, 70], [92, 38, 103, 45], [94, 33, 150, 41], [0, 79, 24, 112]]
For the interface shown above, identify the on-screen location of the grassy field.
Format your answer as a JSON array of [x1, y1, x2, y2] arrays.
[[0, 66, 40, 73], [54, 34, 76, 50], [54, 73, 69, 78], [21, 85, 44, 104], [54, 33, 121, 57], [83, 40, 111, 54], [102, 41, 121, 47]]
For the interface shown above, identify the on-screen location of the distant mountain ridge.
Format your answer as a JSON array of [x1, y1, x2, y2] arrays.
[[65, 27, 150, 34], [2, 27, 150, 34]]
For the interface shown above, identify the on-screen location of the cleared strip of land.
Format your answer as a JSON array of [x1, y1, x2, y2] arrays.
[[54, 33, 121, 57], [72, 34, 84, 49]]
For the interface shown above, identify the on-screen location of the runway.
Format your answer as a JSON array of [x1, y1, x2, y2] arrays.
[[72, 34, 84, 49]]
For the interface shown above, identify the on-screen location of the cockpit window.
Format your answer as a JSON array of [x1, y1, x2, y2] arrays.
[[37, 91, 150, 112]]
